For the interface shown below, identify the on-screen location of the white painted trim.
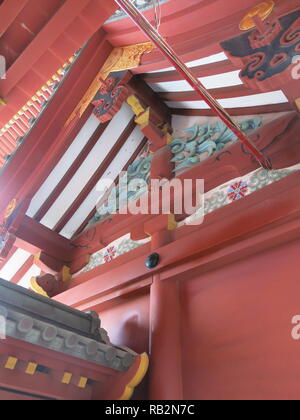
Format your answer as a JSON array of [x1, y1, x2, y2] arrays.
[[40, 103, 134, 230], [0, 249, 31, 281], [149, 52, 228, 73], [149, 70, 242, 92], [60, 125, 145, 239], [168, 91, 289, 109], [18, 265, 41, 289], [27, 114, 101, 217]]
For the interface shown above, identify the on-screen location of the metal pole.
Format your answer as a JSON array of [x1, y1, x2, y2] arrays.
[[114, 0, 272, 170]]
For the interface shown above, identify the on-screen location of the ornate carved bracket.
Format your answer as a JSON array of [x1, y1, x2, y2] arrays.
[[221, 9, 300, 91], [92, 71, 132, 123], [30, 266, 71, 298], [65, 42, 154, 125]]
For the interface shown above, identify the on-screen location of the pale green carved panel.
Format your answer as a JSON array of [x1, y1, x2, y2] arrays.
[[170, 117, 263, 173]]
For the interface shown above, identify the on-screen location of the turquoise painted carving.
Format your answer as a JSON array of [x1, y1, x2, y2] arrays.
[[88, 118, 263, 228], [88, 153, 154, 227], [170, 118, 263, 172]]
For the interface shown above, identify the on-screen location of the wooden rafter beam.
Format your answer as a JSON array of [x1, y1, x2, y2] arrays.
[[69, 112, 300, 263], [0, 0, 92, 97], [0, 355, 91, 400], [10, 255, 34, 284], [59, 171, 300, 312], [72, 136, 148, 238], [170, 103, 293, 117], [54, 118, 137, 234], [29, 103, 94, 216], [158, 85, 260, 102], [0, 31, 113, 216], [141, 60, 235, 84], [15, 216, 71, 262], [0, 245, 17, 270], [34, 121, 109, 222], [0, 0, 29, 38], [0, 0, 118, 99], [131, 0, 299, 74]]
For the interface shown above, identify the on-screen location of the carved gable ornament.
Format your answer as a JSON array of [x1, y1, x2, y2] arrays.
[[66, 42, 154, 125], [221, 9, 300, 91]]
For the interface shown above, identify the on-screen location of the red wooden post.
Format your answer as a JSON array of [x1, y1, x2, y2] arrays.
[[146, 140, 182, 398], [146, 224, 183, 400]]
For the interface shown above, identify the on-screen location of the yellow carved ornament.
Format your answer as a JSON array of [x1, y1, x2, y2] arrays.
[[30, 277, 49, 298], [168, 214, 178, 231], [119, 353, 149, 400], [127, 95, 146, 117], [65, 42, 154, 127], [106, 42, 154, 72], [62, 265, 71, 282], [239, 1, 275, 31], [4, 199, 17, 219]]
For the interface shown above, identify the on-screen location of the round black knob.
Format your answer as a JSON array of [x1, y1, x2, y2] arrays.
[[146, 253, 160, 270]]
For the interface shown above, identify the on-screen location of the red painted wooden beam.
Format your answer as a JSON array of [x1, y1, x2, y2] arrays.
[[56, 170, 300, 310], [107, 0, 241, 74], [16, 216, 71, 262], [0, 0, 29, 37], [0, 245, 17, 269], [0, 31, 113, 216], [142, 60, 236, 84], [10, 255, 34, 284], [159, 85, 260, 102], [70, 112, 300, 263], [106, 0, 225, 46], [0, 0, 92, 97], [0, 337, 116, 384], [136, 16, 245, 74], [54, 118, 137, 233], [128, 0, 300, 74], [0, 0, 117, 98], [170, 103, 293, 117], [73, 136, 148, 238], [0, 0, 118, 125], [0, 390, 42, 400], [0, 360, 91, 401], [128, 76, 171, 126]]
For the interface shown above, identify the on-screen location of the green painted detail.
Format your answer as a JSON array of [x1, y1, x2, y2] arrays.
[[170, 118, 263, 173]]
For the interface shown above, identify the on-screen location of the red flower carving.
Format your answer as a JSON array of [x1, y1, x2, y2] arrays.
[[104, 246, 117, 263], [228, 181, 248, 201]]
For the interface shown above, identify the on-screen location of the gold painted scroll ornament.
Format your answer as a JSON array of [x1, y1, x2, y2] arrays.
[[65, 42, 154, 127], [239, 1, 275, 31]]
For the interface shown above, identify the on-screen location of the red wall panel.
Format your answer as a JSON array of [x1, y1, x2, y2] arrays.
[[99, 293, 150, 400], [99, 293, 150, 355], [180, 238, 300, 400]]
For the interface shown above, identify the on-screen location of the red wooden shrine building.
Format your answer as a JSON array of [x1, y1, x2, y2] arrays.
[[0, 0, 300, 400]]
